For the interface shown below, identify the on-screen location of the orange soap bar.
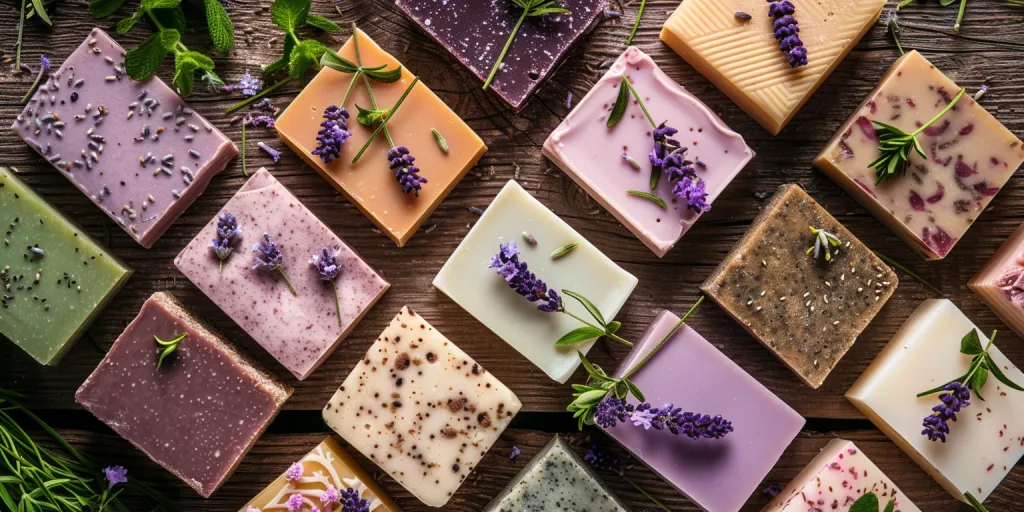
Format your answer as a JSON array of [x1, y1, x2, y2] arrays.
[[275, 29, 487, 246]]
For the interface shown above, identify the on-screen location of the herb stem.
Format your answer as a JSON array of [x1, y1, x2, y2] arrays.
[[623, 475, 671, 512], [332, 280, 342, 328], [953, 0, 967, 33], [622, 76, 656, 127], [561, 309, 633, 347], [873, 251, 942, 295], [623, 295, 704, 380], [350, 77, 420, 164], [483, 6, 529, 90], [278, 268, 298, 296], [625, 0, 646, 46], [241, 120, 247, 177], [910, 88, 965, 137], [340, 69, 362, 107], [226, 78, 292, 114], [896, 0, 914, 7], [351, 24, 398, 149], [16, 0, 26, 68]]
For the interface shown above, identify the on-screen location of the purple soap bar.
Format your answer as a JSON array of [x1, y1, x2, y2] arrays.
[[395, 0, 604, 110], [605, 310, 804, 512], [76, 292, 292, 497], [11, 28, 237, 248]]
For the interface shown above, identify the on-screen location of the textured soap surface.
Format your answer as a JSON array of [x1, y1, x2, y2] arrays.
[[815, 51, 1024, 260], [543, 47, 754, 257], [11, 28, 237, 248], [701, 184, 897, 388], [846, 299, 1024, 503], [607, 310, 804, 512], [323, 306, 521, 507], [275, 28, 486, 247], [661, 0, 884, 135], [969, 222, 1024, 338], [432, 180, 638, 383], [396, 0, 604, 110], [76, 292, 292, 497]]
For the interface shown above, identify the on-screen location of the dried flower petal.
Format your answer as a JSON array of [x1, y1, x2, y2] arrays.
[[223, 71, 264, 97], [103, 465, 128, 489]]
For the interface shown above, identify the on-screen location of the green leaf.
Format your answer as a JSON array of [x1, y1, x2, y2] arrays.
[[116, 11, 144, 34], [263, 37, 295, 74], [554, 326, 606, 347], [572, 389, 608, 408], [624, 378, 645, 402], [971, 365, 989, 401], [141, 0, 181, 10], [306, 13, 342, 32], [364, 65, 403, 84], [607, 78, 629, 128], [606, 321, 621, 335], [320, 51, 360, 73], [172, 51, 214, 97], [90, 0, 128, 18], [289, 39, 330, 78], [627, 190, 667, 209], [960, 328, 984, 355], [204, 0, 234, 54], [125, 30, 175, 80], [270, 0, 309, 31], [848, 492, 879, 512], [29, 0, 51, 25], [154, 6, 186, 32], [939, 0, 957, 5], [984, 354, 1024, 392], [561, 289, 606, 327], [355, 105, 389, 127], [882, 499, 895, 512], [578, 351, 612, 382], [614, 380, 628, 399]]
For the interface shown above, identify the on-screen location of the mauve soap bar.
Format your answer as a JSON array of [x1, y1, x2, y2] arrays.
[[11, 28, 237, 248], [969, 222, 1024, 338]]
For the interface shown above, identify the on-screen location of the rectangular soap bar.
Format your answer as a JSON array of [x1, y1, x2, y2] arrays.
[[0, 167, 132, 365], [543, 47, 754, 257], [11, 28, 237, 248], [174, 168, 389, 380], [76, 292, 292, 497], [814, 51, 1024, 260], [396, 0, 604, 111], [275, 28, 486, 247], [323, 306, 521, 507], [701, 184, 898, 388], [969, 223, 1024, 337], [607, 310, 804, 512], [661, 0, 884, 135], [846, 299, 1024, 503], [432, 180, 638, 383]]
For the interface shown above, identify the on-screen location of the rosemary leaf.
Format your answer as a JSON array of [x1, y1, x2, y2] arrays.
[[627, 189, 667, 209]]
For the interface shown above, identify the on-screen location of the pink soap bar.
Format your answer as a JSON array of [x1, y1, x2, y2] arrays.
[[11, 28, 237, 248], [969, 222, 1024, 338], [174, 168, 389, 380], [605, 310, 804, 512]]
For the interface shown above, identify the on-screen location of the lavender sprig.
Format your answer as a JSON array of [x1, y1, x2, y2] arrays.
[[211, 213, 242, 275], [650, 122, 710, 212], [310, 247, 343, 328], [223, 71, 264, 97], [388, 146, 428, 195], [767, 0, 808, 67], [20, 54, 50, 104], [312, 105, 353, 164], [252, 233, 297, 296]]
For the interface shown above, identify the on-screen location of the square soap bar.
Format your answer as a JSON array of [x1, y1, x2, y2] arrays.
[[543, 47, 754, 257], [661, 0, 885, 135], [483, 435, 628, 512], [814, 51, 1024, 260], [969, 222, 1024, 337], [432, 180, 638, 383], [11, 28, 237, 248], [275, 28, 486, 247], [846, 299, 1024, 503], [0, 168, 132, 365], [396, 0, 603, 111], [701, 184, 898, 388], [76, 292, 292, 497], [174, 168, 389, 380], [606, 310, 804, 512], [323, 306, 521, 507]]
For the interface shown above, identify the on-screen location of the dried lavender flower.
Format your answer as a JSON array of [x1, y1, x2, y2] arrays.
[[310, 247, 343, 327], [509, 445, 521, 461], [21, 55, 50, 104], [921, 381, 971, 443], [630, 403, 733, 439], [594, 396, 631, 428], [649, 122, 710, 213], [286, 493, 304, 512], [223, 71, 264, 97], [102, 466, 127, 489], [489, 241, 563, 313], [767, 0, 808, 67], [246, 114, 276, 128], [252, 233, 297, 296], [583, 441, 621, 473], [388, 146, 427, 196], [210, 212, 242, 275], [320, 485, 340, 505], [312, 105, 352, 164], [258, 142, 282, 164]]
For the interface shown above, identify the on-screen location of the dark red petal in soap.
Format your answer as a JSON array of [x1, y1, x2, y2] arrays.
[[922, 119, 950, 137], [854, 179, 877, 198], [955, 156, 977, 177], [923, 226, 955, 257], [855, 116, 878, 141], [909, 191, 926, 211], [974, 181, 1000, 196], [925, 183, 945, 204], [959, 124, 974, 136]]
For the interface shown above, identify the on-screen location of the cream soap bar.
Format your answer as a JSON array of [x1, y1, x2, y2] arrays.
[[846, 299, 1024, 503], [815, 51, 1024, 260], [432, 180, 638, 383], [969, 222, 1024, 338], [543, 47, 754, 257], [323, 306, 521, 507]]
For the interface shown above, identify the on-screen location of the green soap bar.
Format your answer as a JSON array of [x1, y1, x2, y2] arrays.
[[0, 168, 132, 365]]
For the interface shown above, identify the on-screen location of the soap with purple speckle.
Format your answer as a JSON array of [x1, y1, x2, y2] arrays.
[[968, 222, 1024, 338]]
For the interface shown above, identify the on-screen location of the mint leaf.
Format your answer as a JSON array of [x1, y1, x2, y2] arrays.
[[159, 28, 181, 51], [172, 51, 214, 96], [141, 0, 181, 9], [288, 39, 329, 78], [960, 328, 984, 355], [125, 31, 174, 80], [154, 6, 186, 32], [320, 51, 359, 73], [306, 13, 341, 32], [355, 105, 389, 127], [204, 0, 234, 53], [116, 10, 145, 34], [849, 492, 879, 512], [270, 0, 309, 31], [89, 0, 129, 17], [554, 326, 605, 347], [263, 37, 294, 74]]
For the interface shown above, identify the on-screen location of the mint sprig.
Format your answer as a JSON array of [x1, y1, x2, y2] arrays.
[[917, 328, 1024, 400], [849, 492, 895, 512]]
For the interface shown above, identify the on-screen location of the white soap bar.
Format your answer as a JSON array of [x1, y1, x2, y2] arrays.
[[433, 180, 638, 383]]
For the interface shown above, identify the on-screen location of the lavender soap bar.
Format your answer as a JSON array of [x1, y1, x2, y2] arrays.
[[12, 28, 237, 248]]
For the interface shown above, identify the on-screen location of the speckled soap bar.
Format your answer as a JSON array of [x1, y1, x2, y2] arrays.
[[11, 28, 237, 248], [969, 222, 1024, 338], [701, 184, 898, 388], [323, 306, 521, 507]]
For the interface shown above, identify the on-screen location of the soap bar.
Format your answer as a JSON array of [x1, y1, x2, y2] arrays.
[[814, 51, 1024, 260], [606, 310, 804, 512], [0, 167, 132, 365], [846, 299, 1024, 503], [661, 0, 884, 135], [76, 292, 292, 497], [432, 180, 638, 383], [483, 435, 628, 512], [240, 436, 400, 512], [969, 223, 1024, 337], [323, 306, 521, 507], [763, 439, 921, 512], [396, 0, 603, 111], [275, 28, 486, 247], [11, 28, 237, 249], [543, 47, 754, 257], [701, 184, 898, 388]]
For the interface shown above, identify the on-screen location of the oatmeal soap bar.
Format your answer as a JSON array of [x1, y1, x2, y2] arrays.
[[543, 47, 754, 257], [702, 184, 897, 388], [12, 28, 237, 248], [969, 222, 1024, 337], [815, 51, 1024, 260]]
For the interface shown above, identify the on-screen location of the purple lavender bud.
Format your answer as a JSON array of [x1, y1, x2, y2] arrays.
[[257, 142, 281, 163], [768, 0, 808, 68], [246, 114, 276, 128], [921, 381, 971, 442], [211, 213, 242, 261], [627, 402, 733, 439], [489, 241, 564, 312], [340, 487, 370, 512], [310, 247, 341, 283], [102, 466, 128, 489], [594, 396, 632, 428], [388, 146, 428, 196], [223, 71, 264, 97], [509, 445, 521, 461], [779, 34, 803, 52], [312, 105, 352, 164], [673, 175, 711, 213], [252, 233, 284, 271], [787, 46, 809, 67], [39, 55, 51, 75], [253, 98, 275, 111], [768, 0, 795, 17], [583, 441, 621, 473]]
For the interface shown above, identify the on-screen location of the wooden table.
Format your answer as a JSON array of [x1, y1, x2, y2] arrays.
[[1, 0, 1022, 510]]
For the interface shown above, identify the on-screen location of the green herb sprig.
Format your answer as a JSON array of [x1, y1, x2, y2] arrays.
[[886, 11, 905, 55], [154, 332, 187, 369], [806, 226, 841, 262], [869, 88, 965, 184], [626, 0, 646, 45], [483, 0, 569, 90], [606, 76, 662, 188], [554, 290, 632, 348], [848, 492, 895, 512], [627, 190, 667, 209], [917, 328, 1023, 401], [16, 0, 52, 68], [965, 491, 990, 512]]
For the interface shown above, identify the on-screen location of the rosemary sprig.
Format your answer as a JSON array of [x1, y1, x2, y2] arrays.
[[625, 0, 646, 45], [627, 190, 667, 209], [965, 491, 990, 512], [483, 0, 569, 90], [869, 88, 965, 184], [154, 332, 187, 370]]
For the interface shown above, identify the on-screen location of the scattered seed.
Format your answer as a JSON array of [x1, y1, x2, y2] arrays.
[[551, 242, 579, 260], [431, 128, 449, 154], [522, 231, 538, 245]]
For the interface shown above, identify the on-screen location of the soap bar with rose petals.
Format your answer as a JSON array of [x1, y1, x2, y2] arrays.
[[814, 51, 1024, 260], [969, 223, 1024, 338]]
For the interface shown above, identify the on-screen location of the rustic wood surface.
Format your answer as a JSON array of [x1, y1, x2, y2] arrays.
[[1, 0, 1022, 510]]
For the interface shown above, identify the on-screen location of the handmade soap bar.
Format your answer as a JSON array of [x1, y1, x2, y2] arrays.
[[846, 299, 1024, 503], [661, 0, 885, 135], [483, 435, 628, 512], [763, 439, 921, 512], [76, 292, 292, 497], [174, 168, 388, 380], [396, 0, 603, 111], [275, 28, 486, 247], [323, 306, 521, 507], [11, 28, 237, 248], [815, 51, 1024, 260], [0, 167, 132, 365], [543, 47, 754, 257], [432, 180, 638, 383], [969, 223, 1024, 337], [701, 184, 897, 388], [606, 310, 804, 512]]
